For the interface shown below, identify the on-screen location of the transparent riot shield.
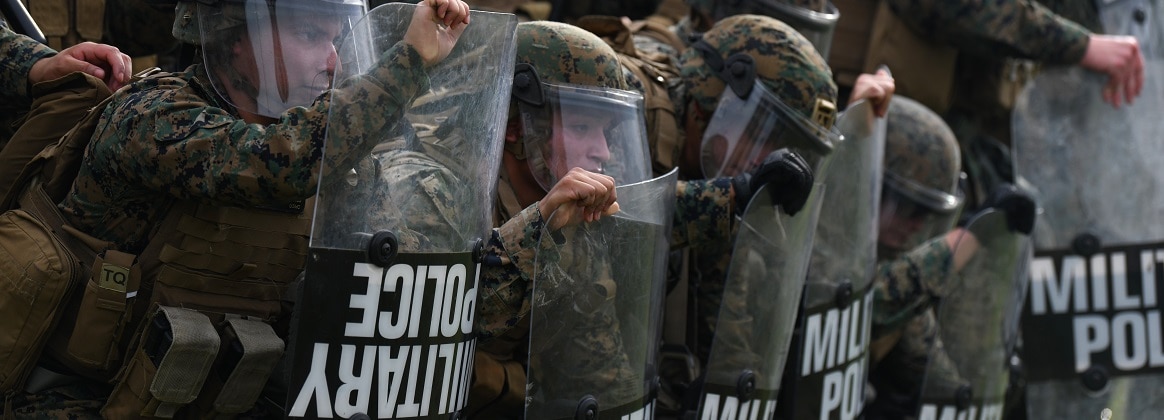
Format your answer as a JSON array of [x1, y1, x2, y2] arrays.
[[778, 99, 886, 420], [525, 170, 678, 420], [693, 182, 824, 419], [1098, 0, 1162, 59], [286, 5, 517, 419], [916, 210, 1032, 420], [1013, 59, 1164, 419]]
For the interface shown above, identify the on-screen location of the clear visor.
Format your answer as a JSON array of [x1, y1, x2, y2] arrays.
[[876, 182, 964, 259], [700, 78, 839, 179], [197, 0, 365, 117], [519, 82, 652, 191]]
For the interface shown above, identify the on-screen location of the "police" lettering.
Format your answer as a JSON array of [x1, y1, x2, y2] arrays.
[[344, 263, 478, 339]]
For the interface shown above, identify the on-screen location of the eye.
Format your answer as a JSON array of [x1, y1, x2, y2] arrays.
[[295, 26, 327, 43], [568, 124, 592, 135]]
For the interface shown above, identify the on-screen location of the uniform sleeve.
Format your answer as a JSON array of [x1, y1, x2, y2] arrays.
[[871, 236, 954, 338], [98, 42, 429, 205], [476, 203, 559, 341], [888, 0, 1091, 64], [671, 178, 736, 249], [0, 26, 56, 107]]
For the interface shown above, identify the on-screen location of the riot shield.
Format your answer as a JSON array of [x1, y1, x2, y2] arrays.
[[1098, 0, 1162, 59], [778, 99, 886, 420], [915, 210, 1032, 420], [1, 0, 45, 43], [1013, 59, 1164, 419], [524, 170, 678, 420], [693, 182, 825, 419], [286, 5, 517, 419]]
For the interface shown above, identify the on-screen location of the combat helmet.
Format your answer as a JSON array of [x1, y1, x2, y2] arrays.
[[172, 0, 367, 117], [680, 14, 839, 178], [878, 95, 964, 258], [509, 21, 651, 192], [707, 0, 840, 57]]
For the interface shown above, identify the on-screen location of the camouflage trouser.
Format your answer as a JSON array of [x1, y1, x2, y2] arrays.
[[6, 383, 106, 419]]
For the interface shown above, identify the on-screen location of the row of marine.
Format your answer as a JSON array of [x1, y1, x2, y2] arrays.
[[0, 0, 1158, 419]]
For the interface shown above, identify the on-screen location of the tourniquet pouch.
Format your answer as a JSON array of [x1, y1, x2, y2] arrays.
[[0, 208, 85, 392], [46, 249, 141, 377], [102, 306, 221, 419]]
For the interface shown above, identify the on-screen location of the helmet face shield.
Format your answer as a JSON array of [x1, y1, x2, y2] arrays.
[[700, 79, 838, 178], [877, 176, 964, 259], [518, 82, 651, 191], [198, 0, 366, 117]]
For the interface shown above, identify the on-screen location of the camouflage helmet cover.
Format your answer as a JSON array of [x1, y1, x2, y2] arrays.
[[511, 21, 648, 192], [680, 14, 838, 142], [514, 21, 627, 91], [883, 95, 962, 212]]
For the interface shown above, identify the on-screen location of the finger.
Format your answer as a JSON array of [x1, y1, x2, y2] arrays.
[[436, 0, 449, 19]]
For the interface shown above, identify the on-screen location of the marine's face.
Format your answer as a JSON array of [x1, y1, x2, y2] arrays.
[[234, 13, 342, 108], [546, 109, 614, 178], [877, 195, 929, 256]]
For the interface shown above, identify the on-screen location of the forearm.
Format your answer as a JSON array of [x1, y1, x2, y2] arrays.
[[671, 178, 735, 249], [889, 0, 1090, 64], [871, 236, 953, 337], [0, 27, 55, 106]]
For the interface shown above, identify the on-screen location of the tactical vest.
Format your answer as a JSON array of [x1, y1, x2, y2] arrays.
[[26, 0, 105, 51], [577, 15, 685, 177], [0, 69, 311, 418]]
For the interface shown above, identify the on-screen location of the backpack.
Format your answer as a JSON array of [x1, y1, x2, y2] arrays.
[[576, 15, 686, 177]]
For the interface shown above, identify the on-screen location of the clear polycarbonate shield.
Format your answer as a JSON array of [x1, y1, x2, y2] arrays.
[[778, 99, 884, 420], [700, 79, 839, 179], [695, 182, 825, 419], [712, 0, 840, 58], [288, 5, 517, 419], [525, 170, 678, 420], [197, 0, 366, 118], [916, 210, 1032, 419], [1013, 59, 1164, 419], [1098, 0, 1162, 59], [518, 83, 652, 192]]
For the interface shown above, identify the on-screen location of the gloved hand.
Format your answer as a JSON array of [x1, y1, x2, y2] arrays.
[[982, 183, 1036, 234], [730, 149, 813, 216]]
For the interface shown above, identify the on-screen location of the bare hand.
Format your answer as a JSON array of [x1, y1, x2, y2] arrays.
[[404, 0, 471, 67], [539, 168, 620, 230], [1079, 34, 1144, 109], [29, 41, 132, 91], [848, 69, 894, 117]]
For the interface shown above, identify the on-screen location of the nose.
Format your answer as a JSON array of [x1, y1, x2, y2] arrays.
[[325, 45, 339, 77], [590, 132, 611, 164]]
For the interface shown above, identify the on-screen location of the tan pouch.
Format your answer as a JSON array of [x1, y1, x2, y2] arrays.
[[0, 208, 84, 392], [102, 306, 221, 419], [62, 250, 141, 373], [863, 0, 958, 114]]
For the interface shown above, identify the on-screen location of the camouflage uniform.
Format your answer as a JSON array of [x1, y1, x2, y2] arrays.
[[0, 26, 55, 108], [0, 26, 57, 149], [60, 48, 428, 252]]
